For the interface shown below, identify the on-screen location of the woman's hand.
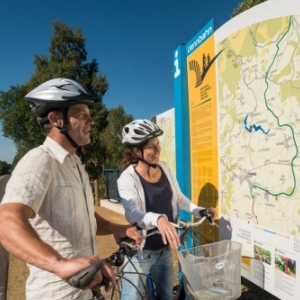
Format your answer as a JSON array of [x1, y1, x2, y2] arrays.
[[156, 216, 180, 249], [195, 207, 216, 219], [207, 207, 216, 219]]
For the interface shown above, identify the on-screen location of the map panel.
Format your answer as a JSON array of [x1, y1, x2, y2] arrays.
[[156, 108, 176, 174], [217, 15, 300, 237]]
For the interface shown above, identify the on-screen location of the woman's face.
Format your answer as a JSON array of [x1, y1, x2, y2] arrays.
[[141, 137, 161, 165]]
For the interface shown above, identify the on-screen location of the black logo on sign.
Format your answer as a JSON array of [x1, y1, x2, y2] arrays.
[[189, 49, 224, 87]]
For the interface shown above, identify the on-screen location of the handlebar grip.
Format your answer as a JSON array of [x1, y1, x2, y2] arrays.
[[199, 209, 212, 218], [69, 261, 102, 288]]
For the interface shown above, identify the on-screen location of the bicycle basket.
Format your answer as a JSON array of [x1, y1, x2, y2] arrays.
[[177, 240, 242, 300]]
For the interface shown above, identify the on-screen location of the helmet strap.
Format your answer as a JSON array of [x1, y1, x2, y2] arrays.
[[137, 147, 157, 178], [51, 107, 80, 150], [137, 158, 157, 179], [38, 116, 50, 126], [137, 157, 157, 169], [58, 127, 80, 149], [58, 127, 85, 163]]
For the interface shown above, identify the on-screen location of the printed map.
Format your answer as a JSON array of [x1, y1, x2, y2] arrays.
[[156, 108, 176, 174], [217, 15, 300, 236]]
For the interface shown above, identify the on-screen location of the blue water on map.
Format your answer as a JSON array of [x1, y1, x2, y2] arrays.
[[244, 115, 270, 134]]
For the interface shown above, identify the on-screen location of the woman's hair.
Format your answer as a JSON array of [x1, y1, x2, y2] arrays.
[[122, 147, 140, 170]]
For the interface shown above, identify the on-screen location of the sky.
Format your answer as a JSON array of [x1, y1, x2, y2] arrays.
[[0, 0, 242, 164]]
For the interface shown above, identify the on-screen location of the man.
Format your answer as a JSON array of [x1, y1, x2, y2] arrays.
[[0, 78, 141, 300]]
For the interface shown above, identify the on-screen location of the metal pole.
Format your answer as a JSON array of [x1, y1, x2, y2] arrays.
[[94, 180, 99, 206]]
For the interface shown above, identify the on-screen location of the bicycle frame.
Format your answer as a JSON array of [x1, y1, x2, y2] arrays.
[[69, 238, 153, 300], [68, 212, 218, 300]]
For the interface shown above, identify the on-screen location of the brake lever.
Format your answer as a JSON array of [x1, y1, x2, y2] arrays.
[[208, 216, 218, 227], [119, 238, 140, 257], [199, 209, 219, 228]]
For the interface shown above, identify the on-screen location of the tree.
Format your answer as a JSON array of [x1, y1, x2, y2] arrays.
[[0, 21, 109, 175], [100, 106, 133, 169], [231, 0, 268, 18], [0, 160, 11, 175]]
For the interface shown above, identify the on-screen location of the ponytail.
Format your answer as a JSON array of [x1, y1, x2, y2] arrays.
[[122, 147, 139, 170]]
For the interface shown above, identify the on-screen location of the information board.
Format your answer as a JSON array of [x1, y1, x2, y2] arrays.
[[173, 0, 300, 298]]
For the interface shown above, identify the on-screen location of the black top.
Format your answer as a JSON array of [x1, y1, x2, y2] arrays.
[[136, 167, 173, 250]]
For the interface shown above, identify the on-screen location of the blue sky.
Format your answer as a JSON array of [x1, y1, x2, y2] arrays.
[[0, 0, 242, 163]]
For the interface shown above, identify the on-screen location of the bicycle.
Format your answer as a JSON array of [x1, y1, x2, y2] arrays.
[[69, 237, 149, 300], [69, 211, 243, 300]]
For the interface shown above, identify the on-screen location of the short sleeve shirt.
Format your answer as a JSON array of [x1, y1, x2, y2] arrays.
[[1, 137, 97, 299]]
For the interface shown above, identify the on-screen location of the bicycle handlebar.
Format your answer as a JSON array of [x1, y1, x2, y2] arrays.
[[69, 261, 102, 289], [174, 212, 219, 229], [68, 210, 217, 293], [145, 210, 218, 238], [68, 238, 139, 290]]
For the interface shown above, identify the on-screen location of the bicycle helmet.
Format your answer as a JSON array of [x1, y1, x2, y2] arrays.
[[25, 78, 99, 118], [122, 119, 163, 146], [25, 78, 99, 154]]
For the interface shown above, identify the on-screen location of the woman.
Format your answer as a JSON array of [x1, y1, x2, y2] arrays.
[[117, 119, 215, 300]]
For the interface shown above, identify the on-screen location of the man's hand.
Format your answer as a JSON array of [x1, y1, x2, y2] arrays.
[[54, 255, 116, 292], [157, 216, 180, 249], [95, 212, 142, 245], [113, 224, 142, 245], [84, 261, 116, 292]]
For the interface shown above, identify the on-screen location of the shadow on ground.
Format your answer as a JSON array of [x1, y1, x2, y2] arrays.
[[238, 278, 279, 299]]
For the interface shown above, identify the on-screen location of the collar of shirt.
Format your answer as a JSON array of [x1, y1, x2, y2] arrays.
[[43, 136, 76, 165]]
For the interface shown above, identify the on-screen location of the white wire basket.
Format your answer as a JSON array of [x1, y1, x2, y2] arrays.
[[177, 240, 243, 300]]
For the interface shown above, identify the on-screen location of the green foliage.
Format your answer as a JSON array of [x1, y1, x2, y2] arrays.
[[84, 102, 109, 180], [85, 105, 132, 181], [100, 106, 133, 169], [0, 85, 44, 152], [231, 0, 268, 18], [0, 21, 112, 174], [0, 20, 135, 181], [0, 160, 11, 175]]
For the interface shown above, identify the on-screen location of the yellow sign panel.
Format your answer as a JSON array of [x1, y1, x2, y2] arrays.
[[187, 35, 219, 241]]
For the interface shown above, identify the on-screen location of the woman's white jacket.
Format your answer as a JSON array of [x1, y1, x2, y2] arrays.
[[117, 161, 203, 254]]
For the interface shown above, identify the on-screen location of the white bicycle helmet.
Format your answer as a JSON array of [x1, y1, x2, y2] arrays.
[[25, 78, 99, 117], [122, 119, 163, 146], [25, 78, 99, 152]]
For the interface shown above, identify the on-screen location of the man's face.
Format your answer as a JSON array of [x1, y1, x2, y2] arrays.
[[66, 103, 94, 146]]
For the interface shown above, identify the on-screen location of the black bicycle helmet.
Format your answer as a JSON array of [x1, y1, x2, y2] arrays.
[[25, 78, 99, 118], [122, 119, 163, 146]]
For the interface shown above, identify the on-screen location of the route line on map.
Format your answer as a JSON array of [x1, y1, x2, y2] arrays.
[[250, 16, 298, 200]]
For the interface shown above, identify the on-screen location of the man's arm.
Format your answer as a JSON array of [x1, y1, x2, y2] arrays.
[[0, 203, 115, 287], [94, 212, 142, 245], [0, 203, 63, 271]]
